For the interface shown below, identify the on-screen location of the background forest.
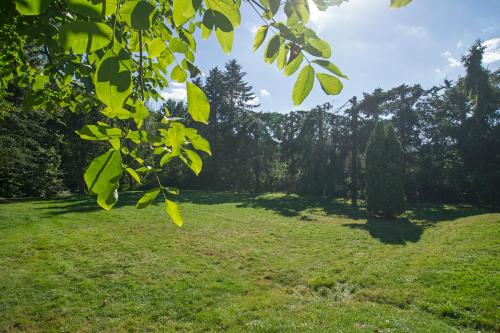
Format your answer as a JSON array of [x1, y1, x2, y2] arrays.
[[1, 41, 499, 206]]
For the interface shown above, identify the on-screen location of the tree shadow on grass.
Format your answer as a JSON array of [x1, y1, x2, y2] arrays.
[[26, 191, 496, 228], [237, 195, 365, 220], [174, 191, 365, 220], [31, 192, 141, 216], [342, 203, 496, 245], [177, 192, 495, 224], [344, 217, 423, 245], [404, 202, 489, 222], [177, 192, 496, 246]]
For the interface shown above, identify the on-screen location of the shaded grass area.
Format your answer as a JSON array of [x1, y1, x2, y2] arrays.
[[0, 191, 499, 332]]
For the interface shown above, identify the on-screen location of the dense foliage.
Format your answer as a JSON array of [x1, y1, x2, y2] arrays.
[[160, 42, 499, 206], [2, 0, 380, 224], [4, 2, 499, 211], [0, 99, 63, 197], [2, 40, 498, 208]]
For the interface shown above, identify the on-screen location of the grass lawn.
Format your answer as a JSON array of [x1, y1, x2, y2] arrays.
[[0, 191, 499, 332]]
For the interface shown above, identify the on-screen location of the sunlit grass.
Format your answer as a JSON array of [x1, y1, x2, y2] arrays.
[[0, 191, 498, 332]]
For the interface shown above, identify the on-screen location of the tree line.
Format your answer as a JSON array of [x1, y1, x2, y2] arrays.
[[1, 41, 499, 206]]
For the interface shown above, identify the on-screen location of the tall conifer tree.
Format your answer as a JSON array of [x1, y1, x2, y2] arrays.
[[384, 124, 405, 216], [366, 123, 405, 217], [366, 122, 386, 215]]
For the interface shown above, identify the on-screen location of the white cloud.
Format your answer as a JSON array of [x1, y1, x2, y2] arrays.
[[396, 25, 429, 39], [448, 58, 461, 67], [483, 37, 500, 64], [308, 0, 391, 34], [442, 50, 461, 67], [248, 96, 260, 105], [309, 2, 331, 31], [457, 41, 463, 48], [161, 82, 186, 101], [260, 89, 271, 97], [308, 0, 360, 33]]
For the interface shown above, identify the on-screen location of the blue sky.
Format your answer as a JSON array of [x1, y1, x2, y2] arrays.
[[163, 0, 500, 113]]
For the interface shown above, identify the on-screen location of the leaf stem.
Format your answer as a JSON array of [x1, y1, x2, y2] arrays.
[[156, 173, 167, 200], [246, 0, 312, 65]]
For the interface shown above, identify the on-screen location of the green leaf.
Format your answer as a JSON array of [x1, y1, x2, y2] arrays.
[[173, 0, 195, 27], [65, 0, 117, 18], [109, 138, 120, 150], [15, 0, 50, 15], [171, 65, 187, 83], [215, 28, 233, 54], [187, 81, 210, 124], [165, 199, 183, 226], [130, 149, 144, 165], [264, 35, 281, 64], [212, 12, 234, 54], [179, 29, 196, 51], [292, 65, 315, 106], [95, 47, 132, 111], [159, 50, 174, 68], [192, 137, 211, 155], [58, 22, 113, 54], [316, 73, 343, 95], [136, 187, 161, 209], [126, 167, 141, 183], [97, 186, 118, 210], [272, 22, 297, 42], [284, 52, 303, 76], [312, 59, 348, 79], [119, 0, 156, 30], [160, 153, 172, 167], [181, 148, 202, 175], [253, 25, 268, 52], [184, 60, 202, 78], [305, 37, 331, 58], [269, 0, 280, 14], [165, 187, 179, 195], [169, 38, 189, 53], [101, 106, 133, 119], [312, 0, 348, 10], [185, 129, 211, 155], [84, 149, 122, 194], [32, 73, 48, 91], [205, 0, 240, 27], [391, 0, 412, 8], [201, 10, 215, 40], [146, 38, 166, 58], [262, 0, 280, 18], [285, 0, 309, 24], [164, 122, 186, 155], [293, 0, 310, 23], [153, 146, 167, 155], [132, 100, 149, 128], [76, 124, 122, 140], [276, 43, 288, 70]]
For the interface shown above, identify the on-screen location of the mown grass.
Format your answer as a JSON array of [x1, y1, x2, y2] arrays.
[[0, 191, 498, 332]]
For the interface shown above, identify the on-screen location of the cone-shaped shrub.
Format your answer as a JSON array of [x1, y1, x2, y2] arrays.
[[366, 122, 386, 215], [383, 124, 405, 217], [365, 122, 406, 218]]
